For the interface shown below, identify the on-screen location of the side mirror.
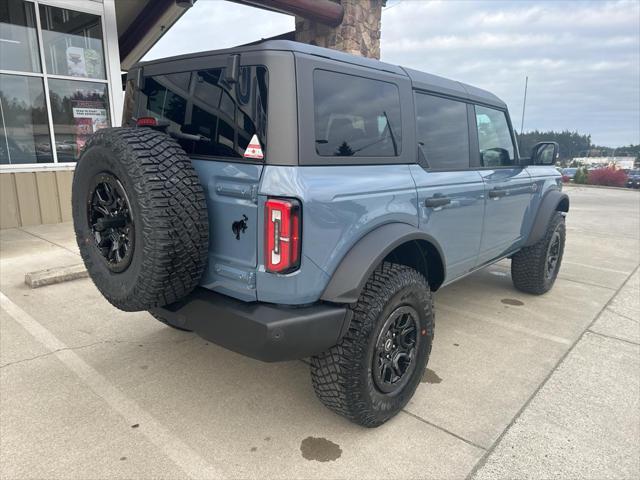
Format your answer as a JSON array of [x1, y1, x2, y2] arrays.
[[531, 142, 559, 165]]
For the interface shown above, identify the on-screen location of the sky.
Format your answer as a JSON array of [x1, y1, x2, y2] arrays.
[[145, 0, 640, 147]]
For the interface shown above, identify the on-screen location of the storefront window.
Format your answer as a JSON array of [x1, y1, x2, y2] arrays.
[[0, 73, 53, 164], [0, 0, 41, 73], [39, 4, 106, 80], [48, 79, 109, 162], [0, 2, 113, 168]]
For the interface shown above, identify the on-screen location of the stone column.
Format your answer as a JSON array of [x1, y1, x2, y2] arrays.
[[295, 0, 385, 59]]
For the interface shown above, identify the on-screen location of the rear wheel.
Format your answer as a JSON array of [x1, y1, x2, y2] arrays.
[[511, 211, 566, 294], [310, 262, 434, 427]]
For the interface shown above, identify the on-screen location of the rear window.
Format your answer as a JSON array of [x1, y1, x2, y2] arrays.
[[138, 66, 268, 160], [313, 70, 402, 157]]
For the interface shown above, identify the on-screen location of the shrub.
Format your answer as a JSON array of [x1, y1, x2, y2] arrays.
[[574, 167, 589, 184], [587, 167, 628, 187]]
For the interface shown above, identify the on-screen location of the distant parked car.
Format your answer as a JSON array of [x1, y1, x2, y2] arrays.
[[627, 170, 640, 189], [562, 167, 578, 181]]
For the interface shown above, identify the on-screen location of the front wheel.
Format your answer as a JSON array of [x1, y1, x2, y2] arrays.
[[511, 211, 566, 294], [310, 262, 434, 427]]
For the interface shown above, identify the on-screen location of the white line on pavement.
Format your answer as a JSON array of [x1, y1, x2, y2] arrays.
[[0, 291, 219, 479], [438, 303, 573, 345], [561, 261, 630, 275]]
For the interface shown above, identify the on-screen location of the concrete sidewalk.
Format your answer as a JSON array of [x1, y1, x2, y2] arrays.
[[1, 185, 638, 479]]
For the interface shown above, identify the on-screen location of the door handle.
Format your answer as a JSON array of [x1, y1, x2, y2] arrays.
[[488, 188, 507, 198], [425, 195, 451, 208]]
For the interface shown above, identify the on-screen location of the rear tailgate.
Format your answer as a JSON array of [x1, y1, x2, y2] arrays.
[[192, 160, 263, 301], [129, 57, 270, 301]]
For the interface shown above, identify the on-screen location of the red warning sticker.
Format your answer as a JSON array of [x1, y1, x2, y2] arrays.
[[243, 134, 264, 159]]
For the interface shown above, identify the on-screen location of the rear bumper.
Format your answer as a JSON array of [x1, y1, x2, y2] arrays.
[[151, 288, 350, 362]]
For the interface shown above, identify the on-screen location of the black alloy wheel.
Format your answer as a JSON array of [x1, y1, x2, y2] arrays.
[[545, 229, 561, 281], [87, 172, 135, 273], [372, 306, 420, 394]]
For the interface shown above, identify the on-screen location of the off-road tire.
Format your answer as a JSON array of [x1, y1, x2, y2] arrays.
[[149, 311, 192, 332], [511, 211, 565, 294], [310, 262, 434, 427], [72, 127, 209, 312]]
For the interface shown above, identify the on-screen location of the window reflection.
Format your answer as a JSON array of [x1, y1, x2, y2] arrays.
[[144, 75, 188, 125], [415, 93, 469, 170], [139, 66, 268, 159], [0, 74, 52, 164], [48, 79, 110, 162], [0, 0, 41, 73], [314, 70, 402, 157], [39, 5, 106, 80], [475, 106, 515, 167]]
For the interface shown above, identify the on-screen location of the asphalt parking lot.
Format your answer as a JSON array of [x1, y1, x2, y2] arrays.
[[1, 185, 638, 479]]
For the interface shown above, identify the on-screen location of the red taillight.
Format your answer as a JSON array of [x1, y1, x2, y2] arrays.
[[136, 116, 158, 127], [265, 198, 301, 274]]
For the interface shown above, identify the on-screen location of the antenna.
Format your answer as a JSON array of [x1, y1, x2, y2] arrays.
[[519, 76, 528, 152]]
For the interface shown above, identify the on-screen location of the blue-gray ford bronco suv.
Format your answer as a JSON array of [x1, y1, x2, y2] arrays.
[[72, 41, 568, 427]]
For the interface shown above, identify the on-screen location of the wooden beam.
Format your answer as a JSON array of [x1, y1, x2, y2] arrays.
[[118, 0, 175, 64]]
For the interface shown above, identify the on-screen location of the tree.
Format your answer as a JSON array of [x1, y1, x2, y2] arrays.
[[515, 130, 591, 162], [335, 141, 354, 156]]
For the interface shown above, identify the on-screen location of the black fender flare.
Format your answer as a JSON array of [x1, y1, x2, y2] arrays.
[[320, 223, 445, 304], [524, 189, 569, 247]]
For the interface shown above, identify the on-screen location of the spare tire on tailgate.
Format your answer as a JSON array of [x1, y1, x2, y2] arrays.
[[72, 127, 209, 312]]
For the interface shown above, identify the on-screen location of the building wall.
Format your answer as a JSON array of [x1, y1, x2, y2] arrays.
[[1, 0, 122, 229], [0, 169, 74, 228], [295, 0, 385, 59]]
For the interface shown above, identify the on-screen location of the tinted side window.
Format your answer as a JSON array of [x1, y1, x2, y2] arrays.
[[475, 105, 515, 167], [415, 93, 469, 170], [140, 66, 268, 160], [314, 70, 402, 157], [143, 74, 188, 125]]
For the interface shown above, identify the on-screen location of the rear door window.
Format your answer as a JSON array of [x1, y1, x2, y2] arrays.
[[139, 66, 268, 160], [414, 93, 469, 170], [313, 70, 402, 157]]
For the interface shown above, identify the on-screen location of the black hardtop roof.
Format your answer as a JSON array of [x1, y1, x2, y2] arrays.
[[137, 40, 506, 109]]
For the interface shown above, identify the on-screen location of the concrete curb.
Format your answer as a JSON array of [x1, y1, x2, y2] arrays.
[[565, 184, 638, 192], [25, 264, 88, 289]]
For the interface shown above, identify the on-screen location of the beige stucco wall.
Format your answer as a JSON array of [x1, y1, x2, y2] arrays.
[[0, 170, 74, 229]]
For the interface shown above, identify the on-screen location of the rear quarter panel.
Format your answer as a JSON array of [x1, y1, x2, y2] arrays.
[[257, 165, 418, 304]]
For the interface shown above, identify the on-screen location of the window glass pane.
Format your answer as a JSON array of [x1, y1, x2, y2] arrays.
[[415, 93, 469, 169], [48, 78, 110, 162], [0, 74, 52, 164], [39, 5, 106, 79], [314, 70, 402, 157], [138, 66, 268, 159], [143, 75, 188, 125], [0, 0, 41, 73], [475, 105, 515, 167]]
